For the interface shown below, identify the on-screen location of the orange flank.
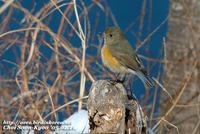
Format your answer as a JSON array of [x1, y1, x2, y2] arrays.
[[101, 46, 127, 73], [102, 46, 120, 66]]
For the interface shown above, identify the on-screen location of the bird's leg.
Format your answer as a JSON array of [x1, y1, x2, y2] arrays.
[[116, 73, 126, 83], [109, 74, 119, 85], [110, 73, 126, 85]]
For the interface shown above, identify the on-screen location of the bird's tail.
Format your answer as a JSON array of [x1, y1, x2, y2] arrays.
[[129, 69, 155, 87], [136, 70, 154, 87]]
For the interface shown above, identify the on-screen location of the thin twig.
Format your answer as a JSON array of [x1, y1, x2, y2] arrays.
[[44, 96, 88, 119], [73, 0, 87, 111]]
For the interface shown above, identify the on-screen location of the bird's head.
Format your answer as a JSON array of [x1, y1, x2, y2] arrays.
[[104, 27, 124, 45]]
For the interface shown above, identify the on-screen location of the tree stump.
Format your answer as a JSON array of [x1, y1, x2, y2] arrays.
[[87, 80, 147, 134]]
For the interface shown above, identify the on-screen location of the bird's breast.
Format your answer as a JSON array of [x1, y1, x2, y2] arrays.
[[101, 45, 127, 73]]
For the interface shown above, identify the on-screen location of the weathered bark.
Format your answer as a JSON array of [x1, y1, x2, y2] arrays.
[[87, 80, 147, 134], [159, 0, 200, 133]]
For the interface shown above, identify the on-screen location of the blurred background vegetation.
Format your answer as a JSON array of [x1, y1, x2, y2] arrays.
[[0, 0, 199, 133]]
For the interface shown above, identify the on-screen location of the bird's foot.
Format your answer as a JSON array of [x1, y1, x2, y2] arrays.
[[109, 79, 124, 86], [110, 79, 124, 85]]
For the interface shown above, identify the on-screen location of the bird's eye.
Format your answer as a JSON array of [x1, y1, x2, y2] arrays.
[[109, 34, 112, 38]]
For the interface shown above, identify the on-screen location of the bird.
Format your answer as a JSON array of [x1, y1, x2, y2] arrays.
[[100, 27, 154, 87]]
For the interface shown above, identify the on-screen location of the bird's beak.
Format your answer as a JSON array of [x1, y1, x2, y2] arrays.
[[98, 32, 103, 38], [98, 32, 105, 46]]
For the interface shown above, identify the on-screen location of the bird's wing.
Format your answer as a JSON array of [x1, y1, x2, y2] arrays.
[[109, 40, 143, 71]]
